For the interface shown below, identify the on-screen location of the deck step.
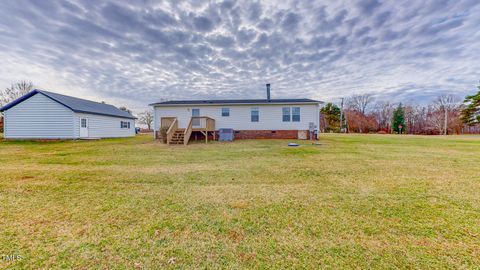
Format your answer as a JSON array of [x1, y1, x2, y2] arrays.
[[167, 128, 187, 145]]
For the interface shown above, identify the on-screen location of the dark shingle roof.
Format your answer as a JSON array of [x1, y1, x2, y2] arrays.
[[150, 98, 322, 106], [0, 89, 136, 119]]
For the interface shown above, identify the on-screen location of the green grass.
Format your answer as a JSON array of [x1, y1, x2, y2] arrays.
[[1, 134, 479, 269]]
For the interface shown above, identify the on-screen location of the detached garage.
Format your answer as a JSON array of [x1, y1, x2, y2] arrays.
[[0, 89, 136, 139]]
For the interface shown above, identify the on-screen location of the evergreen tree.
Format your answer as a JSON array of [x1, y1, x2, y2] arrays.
[[320, 102, 343, 132], [461, 84, 480, 126], [392, 103, 406, 134]]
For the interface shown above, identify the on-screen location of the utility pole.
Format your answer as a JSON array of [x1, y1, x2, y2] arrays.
[[339, 98, 344, 133]]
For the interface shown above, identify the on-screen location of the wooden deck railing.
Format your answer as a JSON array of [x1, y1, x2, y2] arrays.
[[184, 118, 193, 145], [166, 118, 178, 145], [185, 117, 216, 144], [191, 116, 215, 131], [161, 116, 215, 145], [206, 117, 215, 131]]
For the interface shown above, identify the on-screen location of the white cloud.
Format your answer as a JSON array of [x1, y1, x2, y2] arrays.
[[0, 0, 479, 113]]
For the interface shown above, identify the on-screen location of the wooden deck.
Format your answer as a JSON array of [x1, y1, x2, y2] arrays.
[[160, 116, 215, 145]]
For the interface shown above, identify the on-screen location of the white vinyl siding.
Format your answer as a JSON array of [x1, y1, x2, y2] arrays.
[[154, 103, 319, 131], [4, 93, 75, 139], [74, 113, 135, 138]]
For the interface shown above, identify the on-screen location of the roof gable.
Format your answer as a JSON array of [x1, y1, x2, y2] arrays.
[[0, 90, 135, 119]]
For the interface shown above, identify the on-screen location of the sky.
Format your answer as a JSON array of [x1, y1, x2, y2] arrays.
[[0, 0, 479, 114]]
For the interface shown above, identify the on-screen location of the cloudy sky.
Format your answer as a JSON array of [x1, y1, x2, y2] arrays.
[[0, 0, 479, 113]]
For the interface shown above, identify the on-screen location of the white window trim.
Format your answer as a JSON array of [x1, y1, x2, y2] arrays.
[[121, 121, 130, 129], [81, 118, 88, 128], [282, 107, 291, 122], [292, 107, 301, 122], [251, 107, 259, 122], [221, 107, 230, 117], [282, 107, 301, 122]]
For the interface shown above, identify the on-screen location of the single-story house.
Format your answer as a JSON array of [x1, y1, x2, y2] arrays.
[[150, 84, 322, 144], [0, 89, 136, 139]]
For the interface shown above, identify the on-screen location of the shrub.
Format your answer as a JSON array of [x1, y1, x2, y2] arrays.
[[160, 127, 168, 143]]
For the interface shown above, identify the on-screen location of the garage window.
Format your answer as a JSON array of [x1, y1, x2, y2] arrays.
[[121, 121, 130, 129]]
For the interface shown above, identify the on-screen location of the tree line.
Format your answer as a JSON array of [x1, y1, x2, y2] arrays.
[[320, 84, 480, 135]]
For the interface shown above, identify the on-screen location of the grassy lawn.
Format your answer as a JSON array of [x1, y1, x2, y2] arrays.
[[1, 134, 479, 269]]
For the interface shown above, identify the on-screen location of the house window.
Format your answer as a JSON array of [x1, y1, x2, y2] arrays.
[[121, 121, 130, 129], [81, 118, 87, 128], [221, 108, 230, 117], [292, 107, 301, 122], [282, 107, 291, 122], [251, 107, 259, 122]]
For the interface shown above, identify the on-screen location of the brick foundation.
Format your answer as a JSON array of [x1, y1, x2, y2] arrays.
[[234, 130, 308, 140], [157, 130, 314, 142]]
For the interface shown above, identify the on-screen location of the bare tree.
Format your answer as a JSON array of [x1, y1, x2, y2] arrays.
[[347, 93, 374, 114], [410, 105, 429, 134], [404, 104, 415, 134], [344, 110, 378, 133], [372, 101, 394, 132], [0, 81, 34, 107], [433, 95, 460, 111], [427, 106, 445, 134], [433, 95, 461, 135], [138, 110, 154, 130]]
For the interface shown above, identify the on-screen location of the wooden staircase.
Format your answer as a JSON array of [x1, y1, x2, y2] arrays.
[[161, 116, 215, 145], [169, 129, 185, 144]]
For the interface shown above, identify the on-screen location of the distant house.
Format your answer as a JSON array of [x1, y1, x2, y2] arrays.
[[150, 84, 322, 144], [0, 89, 136, 139]]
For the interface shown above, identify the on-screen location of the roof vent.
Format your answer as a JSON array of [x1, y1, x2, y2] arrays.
[[266, 83, 271, 101]]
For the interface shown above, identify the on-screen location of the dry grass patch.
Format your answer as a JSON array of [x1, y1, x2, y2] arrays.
[[1, 134, 479, 269]]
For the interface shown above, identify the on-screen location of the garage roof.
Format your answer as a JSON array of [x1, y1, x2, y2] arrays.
[[0, 89, 136, 119]]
